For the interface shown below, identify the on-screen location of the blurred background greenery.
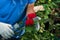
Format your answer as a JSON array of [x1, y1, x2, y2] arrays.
[[20, 0, 60, 40]]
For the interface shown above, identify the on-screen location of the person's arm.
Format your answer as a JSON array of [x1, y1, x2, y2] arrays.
[[26, 3, 35, 16], [25, 0, 36, 26], [26, 1, 41, 31]]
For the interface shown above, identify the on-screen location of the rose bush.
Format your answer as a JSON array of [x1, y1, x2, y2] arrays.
[[20, 0, 60, 40]]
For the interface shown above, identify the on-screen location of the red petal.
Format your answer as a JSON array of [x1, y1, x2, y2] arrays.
[[29, 19, 34, 25], [28, 13, 36, 19], [25, 20, 30, 26]]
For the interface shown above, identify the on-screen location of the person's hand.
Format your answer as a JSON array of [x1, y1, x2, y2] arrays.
[[0, 22, 14, 39], [34, 5, 44, 12], [25, 13, 36, 26]]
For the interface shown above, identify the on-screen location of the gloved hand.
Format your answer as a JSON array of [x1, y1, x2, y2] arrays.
[[0, 22, 14, 39], [26, 13, 36, 26], [33, 16, 41, 31]]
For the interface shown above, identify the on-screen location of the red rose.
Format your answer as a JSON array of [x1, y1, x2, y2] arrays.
[[25, 19, 34, 26], [29, 19, 34, 25], [25, 19, 30, 26], [26, 13, 36, 26], [27, 13, 36, 19]]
